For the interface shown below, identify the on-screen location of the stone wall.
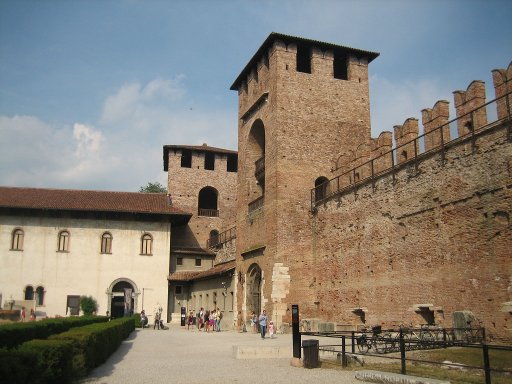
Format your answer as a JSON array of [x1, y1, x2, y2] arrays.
[[311, 123, 511, 341]]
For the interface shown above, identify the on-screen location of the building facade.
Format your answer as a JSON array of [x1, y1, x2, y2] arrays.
[[0, 187, 190, 321], [1, 33, 510, 341]]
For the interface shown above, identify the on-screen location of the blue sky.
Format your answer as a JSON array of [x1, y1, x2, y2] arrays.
[[1, 0, 511, 191]]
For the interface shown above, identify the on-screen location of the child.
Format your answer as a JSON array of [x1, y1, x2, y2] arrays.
[[187, 311, 194, 330], [268, 320, 275, 339]]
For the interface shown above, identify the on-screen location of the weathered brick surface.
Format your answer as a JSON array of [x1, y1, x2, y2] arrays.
[[166, 146, 237, 249], [312, 126, 511, 341], [231, 34, 511, 340]]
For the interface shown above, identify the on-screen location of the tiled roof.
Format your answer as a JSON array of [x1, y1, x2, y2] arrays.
[[163, 144, 237, 171], [230, 32, 380, 90], [0, 186, 192, 217], [168, 260, 236, 282], [171, 246, 216, 256]]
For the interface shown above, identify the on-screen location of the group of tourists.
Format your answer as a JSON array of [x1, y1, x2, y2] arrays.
[[187, 307, 223, 332]]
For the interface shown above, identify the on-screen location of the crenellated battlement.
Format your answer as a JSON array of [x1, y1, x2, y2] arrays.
[[318, 60, 512, 206], [453, 80, 488, 135], [233, 33, 379, 120], [422, 100, 450, 151], [492, 61, 512, 120], [393, 118, 420, 164]]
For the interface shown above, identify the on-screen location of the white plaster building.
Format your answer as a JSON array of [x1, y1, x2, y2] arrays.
[[0, 187, 191, 320]]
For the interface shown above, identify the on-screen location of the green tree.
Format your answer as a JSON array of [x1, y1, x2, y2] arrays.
[[138, 181, 167, 193], [79, 295, 98, 316]]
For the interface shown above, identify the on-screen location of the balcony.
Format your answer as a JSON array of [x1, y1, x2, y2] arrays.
[[248, 196, 264, 215], [255, 156, 265, 183], [207, 226, 236, 249], [198, 208, 219, 217]]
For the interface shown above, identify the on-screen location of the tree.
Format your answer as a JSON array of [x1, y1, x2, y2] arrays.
[[80, 295, 98, 316], [139, 181, 167, 193]]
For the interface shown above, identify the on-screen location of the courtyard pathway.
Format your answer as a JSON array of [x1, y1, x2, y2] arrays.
[[81, 324, 362, 384]]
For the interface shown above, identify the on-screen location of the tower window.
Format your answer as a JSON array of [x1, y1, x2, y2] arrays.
[[333, 52, 348, 80], [227, 153, 238, 172], [296, 44, 311, 74], [204, 152, 215, 170], [181, 149, 192, 168]]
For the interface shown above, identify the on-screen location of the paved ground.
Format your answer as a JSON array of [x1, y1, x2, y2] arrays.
[[81, 324, 363, 384]]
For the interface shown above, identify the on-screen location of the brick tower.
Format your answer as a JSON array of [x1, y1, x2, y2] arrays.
[[163, 144, 238, 320], [230, 33, 379, 328]]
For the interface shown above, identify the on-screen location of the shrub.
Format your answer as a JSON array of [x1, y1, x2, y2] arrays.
[[19, 339, 74, 384], [79, 296, 99, 316], [50, 317, 135, 377], [0, 348, 37, 383], [0, 315, 108, 349]]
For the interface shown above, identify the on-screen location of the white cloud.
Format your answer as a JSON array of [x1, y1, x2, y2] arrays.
[[73, 123, 103, 157], [101, 76, 186, 125]]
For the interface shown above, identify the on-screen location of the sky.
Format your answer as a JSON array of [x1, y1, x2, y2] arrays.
[[1, 0, 511, 192]]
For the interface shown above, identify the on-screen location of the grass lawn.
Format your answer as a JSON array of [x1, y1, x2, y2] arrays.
[[320, 346, 512, 384]]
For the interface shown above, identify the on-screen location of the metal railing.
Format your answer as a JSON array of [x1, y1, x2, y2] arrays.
[[299, 327, 512, 384], [248, 195, 264, 214], [206, 226, 236, 249], [197, 208, 219, 217], [255, 156, 265, 181], [311, 91, 512, 210]]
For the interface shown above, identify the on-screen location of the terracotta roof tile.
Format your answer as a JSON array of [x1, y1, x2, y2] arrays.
[[0, 186, 191, 217], [168, 260, 236, 282]]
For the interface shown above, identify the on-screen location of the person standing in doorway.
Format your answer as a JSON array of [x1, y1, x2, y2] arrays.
[[258, 310, 268, 339]]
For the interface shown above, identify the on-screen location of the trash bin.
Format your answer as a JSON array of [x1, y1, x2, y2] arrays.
[[302, 339, 319, 368]]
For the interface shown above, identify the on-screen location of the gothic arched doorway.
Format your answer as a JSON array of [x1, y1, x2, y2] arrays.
[[246, 264, 262, 319], [107, 278, 139, 319]]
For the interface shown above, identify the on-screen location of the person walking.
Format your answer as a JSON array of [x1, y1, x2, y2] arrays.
[[258, 310, 268, 339], [215, 308, 222, 332]]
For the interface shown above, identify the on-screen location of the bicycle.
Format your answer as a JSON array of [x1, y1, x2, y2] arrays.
[[356, 325, 387, 354], [463, 320, 483, 344]]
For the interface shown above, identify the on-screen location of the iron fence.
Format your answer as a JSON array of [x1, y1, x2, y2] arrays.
[[299, 327, 511, 383]]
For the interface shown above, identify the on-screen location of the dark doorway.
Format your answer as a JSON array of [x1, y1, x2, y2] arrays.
[[110, 280, 135, 319], [246, 264, 262, 321]]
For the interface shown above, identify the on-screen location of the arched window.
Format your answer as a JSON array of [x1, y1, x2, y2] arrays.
[[101, 232, 113, 254], [400, 150, 408, 163], [314, 176, 329, 203], [24, 285, 34, 300], [35, 286, 45, 306], [57, 230, 70, 252], [11, 228, 24, 250], [249, 119, 266, 190], [141, 233, 153, 255], [198, 187, 219, 217]]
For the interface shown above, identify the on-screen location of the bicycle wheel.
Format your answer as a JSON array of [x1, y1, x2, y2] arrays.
[[420, 330, 435, 349], [356, 336, 370, 354], [375, 333, 390, 354]]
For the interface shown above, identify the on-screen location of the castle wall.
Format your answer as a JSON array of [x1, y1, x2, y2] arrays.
[[311, 122, 512, 341]]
